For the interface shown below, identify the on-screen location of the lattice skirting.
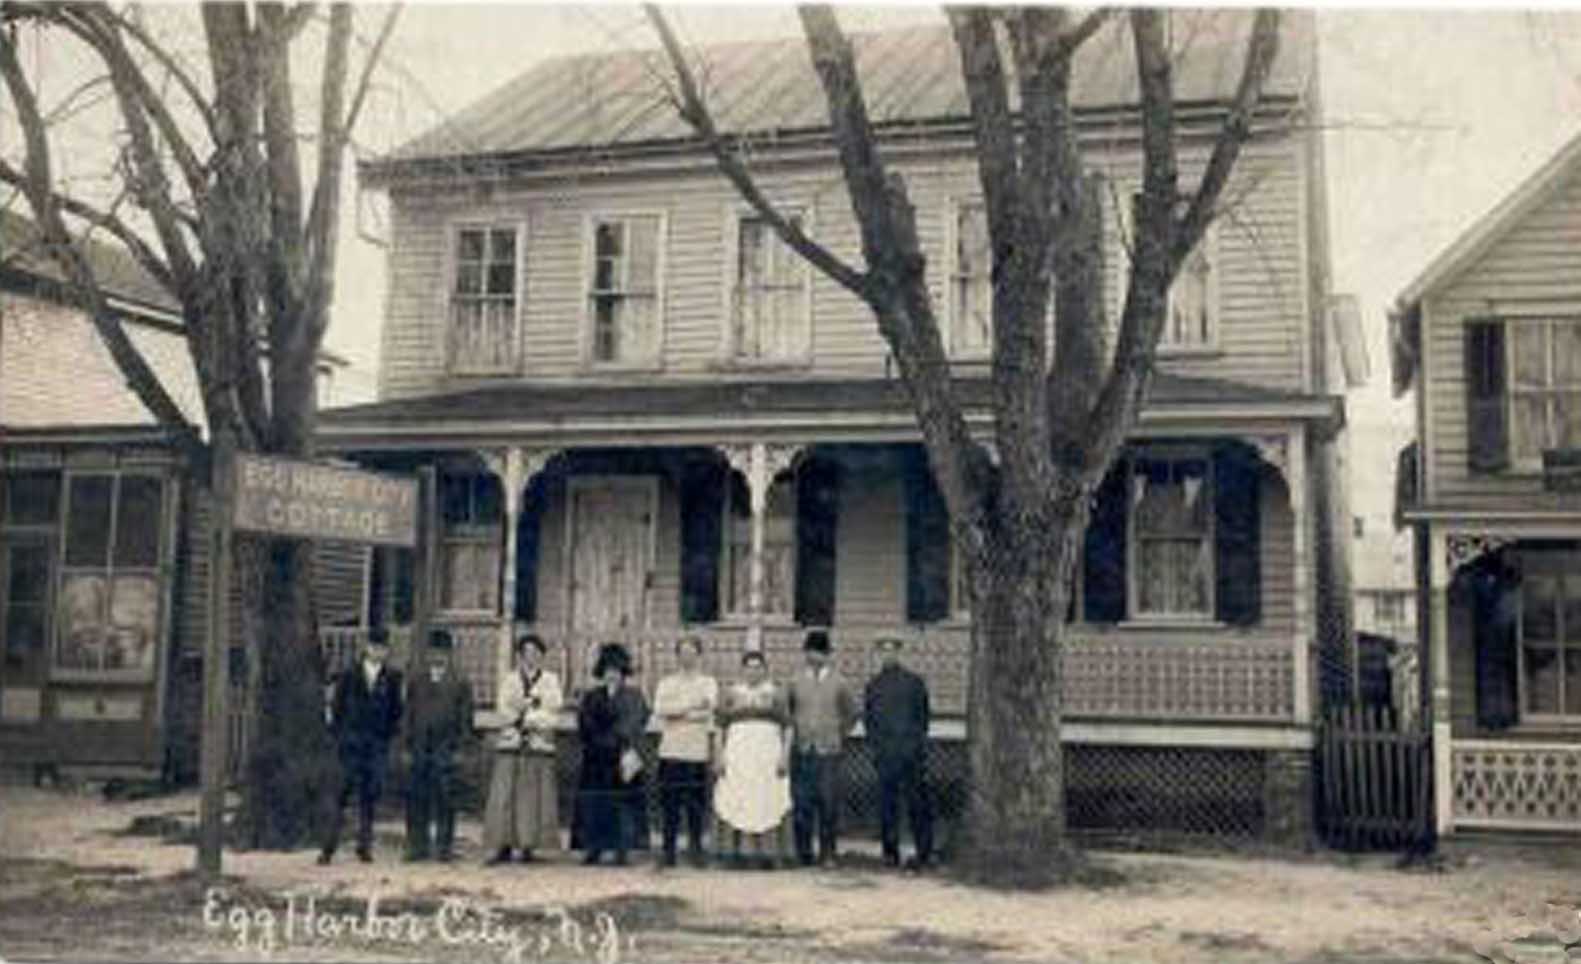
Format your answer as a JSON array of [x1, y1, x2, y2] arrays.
[[1452, 741, 1581, 830], [371, 738, 1273, 844]]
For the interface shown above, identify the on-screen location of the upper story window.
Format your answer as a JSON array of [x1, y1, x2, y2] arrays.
[[56, 472, 165, 679], [1465, 317, 1581, 472], [1510, 318, 1581, 465], [950, 200, 993, 358], [587, 213, 663, 367], [438, 472, 501, 615], [1161, 227, 1220, 351], [730, 213, 812, 362], [449, 224, 521, 374], [1128, 453, 1215, 619]]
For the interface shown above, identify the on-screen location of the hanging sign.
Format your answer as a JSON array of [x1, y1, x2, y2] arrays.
[[231, 453, 418, 547]]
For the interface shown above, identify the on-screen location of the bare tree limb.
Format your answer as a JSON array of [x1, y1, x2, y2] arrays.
[[0, 30, 201, 452], [1172, 9, 1280, 265], [644, 4, 867, 297], [99, 2, 219, 137], [1058, 6, 1113, 56]]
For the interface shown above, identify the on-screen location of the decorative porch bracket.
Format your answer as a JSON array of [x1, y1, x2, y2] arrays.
[[718, 442, 803, 650], [478, 446, 559, 690]]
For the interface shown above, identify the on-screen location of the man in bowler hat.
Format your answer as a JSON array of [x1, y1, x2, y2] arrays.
[[319, 628, 403, 864], [786, 629, 856, 867], [864, 636, 933, 869], [403, 628, 474, 862]]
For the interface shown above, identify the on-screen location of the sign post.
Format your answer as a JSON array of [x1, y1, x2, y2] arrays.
[[196, 450, 418, 878]]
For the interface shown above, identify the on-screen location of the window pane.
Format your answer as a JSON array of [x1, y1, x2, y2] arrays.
[[1526, 646, 1561, 714], [739, 218, 766, 286], [489, 228, 515, 265], [5, 605, 46, 660], [624, 295, 655, 359], [5, 472, 59, 525], [457, 229, 484, 262], [957, 204, 988, 277], [65, 476, 114, 567], [7, 544, 49, 605], [1137, 540, 1169, 613], [594, 221, 622, 261], [593, 296, 619, 360], [455, 263, 483, 296], [628, 216, 660, 292], [1565, 576, 1581, 643], [1566, 650, 1581, 717], [57, 573, 108, 670], [1512, 395, 1546, 462], [108, 574, 159, 672], [1513, 323, 1547, 388], [1557, 394, 1581, 450], [1555, 322, 1581, 385], [1525, 575, 1559, 642], [474, 475, 502, 525], [486, 261, 515, 296], [114, 476, 163, 568]]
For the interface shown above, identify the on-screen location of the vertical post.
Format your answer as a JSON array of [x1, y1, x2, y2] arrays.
[[498, 448, 524, 690], [414, 466, 439, 666], [1287, 428, 1312, 725], [197, 430, 236, 878], [1428, 525, 1454, 836], [746, 442, 768, 653]]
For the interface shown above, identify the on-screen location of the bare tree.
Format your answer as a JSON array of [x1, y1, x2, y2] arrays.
[[0, 2, 399, 848], [648, 5, 1281, 885]]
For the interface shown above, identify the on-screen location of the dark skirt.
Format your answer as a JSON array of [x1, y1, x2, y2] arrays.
[[573, 747, 645, 852]]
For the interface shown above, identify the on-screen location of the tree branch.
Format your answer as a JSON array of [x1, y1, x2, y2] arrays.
[[0, 31, 202, 454], [96, 2, 219, 138], [645, 4, 866, 297], [1172, 9, 1280, 266]]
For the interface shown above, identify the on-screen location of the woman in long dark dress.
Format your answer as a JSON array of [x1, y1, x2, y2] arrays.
[[575, 643, 650, 865]]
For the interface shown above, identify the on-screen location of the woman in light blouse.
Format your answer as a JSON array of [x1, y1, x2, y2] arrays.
[[482, 633, 563, 864]]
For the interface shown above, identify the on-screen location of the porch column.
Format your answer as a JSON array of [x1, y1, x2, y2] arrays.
[[720, 442, 801, 652], [1256, 431, 1311, 726], [1428, 525, 1453, 835], [479, 447, 557, 692]]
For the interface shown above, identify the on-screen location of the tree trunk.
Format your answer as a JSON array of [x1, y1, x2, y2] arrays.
[[238, 344, 334, 850], [959, 496, 1085, 886]]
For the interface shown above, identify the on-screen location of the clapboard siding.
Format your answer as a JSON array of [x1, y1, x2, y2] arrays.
[[1424, 168, 1581, 505], [377, 139, 1309, 400], [1260, 472, 1296, 632]]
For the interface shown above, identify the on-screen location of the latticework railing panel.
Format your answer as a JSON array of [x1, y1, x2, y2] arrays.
[[1453, 740, 1581, 830]]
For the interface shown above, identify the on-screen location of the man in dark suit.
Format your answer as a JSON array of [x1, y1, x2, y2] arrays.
[[403, 629, 473, 863], [318, 629, 404, 865], [863, 636, 932, 870]]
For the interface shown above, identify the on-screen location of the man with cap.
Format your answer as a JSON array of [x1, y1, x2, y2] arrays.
[[402, 628, 474, 862], [864, 636, 933, 870], [786, 629, 856, 867], [319, 628, 404, 865]]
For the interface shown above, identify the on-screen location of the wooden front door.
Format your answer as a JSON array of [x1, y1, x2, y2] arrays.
[[0, 534, 53, 726], [566, 477, 656, 633]]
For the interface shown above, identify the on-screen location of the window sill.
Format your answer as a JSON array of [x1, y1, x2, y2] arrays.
[[706, 356, 814, 373], [447, 365, 520, 379], [433, 610, 503, 624], [580, 360, 664, 375], [1118, 616, 1227, 631]]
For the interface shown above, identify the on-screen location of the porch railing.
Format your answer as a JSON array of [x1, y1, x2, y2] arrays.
[[1451, 739, 1581, 831], [315, 621, 1296, 724]]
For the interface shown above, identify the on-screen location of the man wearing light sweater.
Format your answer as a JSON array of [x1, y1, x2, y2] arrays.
[[786, 629, 856, 867], [652, 635, 718, 867]]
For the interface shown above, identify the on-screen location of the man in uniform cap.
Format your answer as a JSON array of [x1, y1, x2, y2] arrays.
[[864, 636, 932, 870], [403, 628, 474, 862], [786, 629, 856, 867]]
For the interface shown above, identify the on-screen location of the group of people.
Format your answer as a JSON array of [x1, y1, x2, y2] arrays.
[[315, 626, 934, 873]]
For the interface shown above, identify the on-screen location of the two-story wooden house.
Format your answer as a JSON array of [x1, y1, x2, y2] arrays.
[[0, 210, 363, 783], [1393, 127, 1581, 838], [322, 12, 1356, 842]]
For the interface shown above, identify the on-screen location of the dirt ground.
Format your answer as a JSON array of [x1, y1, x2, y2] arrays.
[[1, 783, 1577, 963]]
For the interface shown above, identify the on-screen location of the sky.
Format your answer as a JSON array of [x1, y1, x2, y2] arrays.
[[15, 4, 1581, 529]]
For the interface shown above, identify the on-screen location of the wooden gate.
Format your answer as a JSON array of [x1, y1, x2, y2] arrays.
[[1319, 704, 1432, 851]]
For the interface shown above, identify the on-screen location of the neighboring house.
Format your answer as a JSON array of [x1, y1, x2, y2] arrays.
[[1351, 417, 1417, 644], [1393, 127, 1581, 838], [323, 13, 1357, 841], [0, 210, 362, 781]]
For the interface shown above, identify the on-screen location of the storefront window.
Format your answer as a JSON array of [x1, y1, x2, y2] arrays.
[[55, 473, 164, 678]]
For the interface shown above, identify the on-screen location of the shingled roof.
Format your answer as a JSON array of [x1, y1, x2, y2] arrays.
[[1, 208, 178, 319], [370, 11, 1314, 175]]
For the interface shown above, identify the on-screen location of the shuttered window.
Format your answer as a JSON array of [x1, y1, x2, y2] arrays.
[[731, 213, 811, 361], [587, 214, 663, 365], [1509, 318, 1581, 466]]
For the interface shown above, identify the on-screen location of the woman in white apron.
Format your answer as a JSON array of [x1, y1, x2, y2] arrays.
[[712, 650, 791, 868]]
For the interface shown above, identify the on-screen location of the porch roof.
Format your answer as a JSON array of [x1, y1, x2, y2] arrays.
[[317, 372, 1342, 448]]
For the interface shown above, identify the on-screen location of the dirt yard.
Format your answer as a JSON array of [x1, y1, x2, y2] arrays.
[[0, 782, 1574, 963]]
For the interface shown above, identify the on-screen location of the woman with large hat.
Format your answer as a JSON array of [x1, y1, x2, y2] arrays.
[[574, 642, 650, 865]]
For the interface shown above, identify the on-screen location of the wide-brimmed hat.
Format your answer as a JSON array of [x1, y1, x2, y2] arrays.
[[803, 629, 831, 654], [593, 642, 633, 678]]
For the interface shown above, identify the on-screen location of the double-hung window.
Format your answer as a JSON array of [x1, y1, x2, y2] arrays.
[[587, 214, 663, 366], [721, 479, 795, 619], [449, 225, 521, 374], [1128, 453, 1214, 618], [950, 200, 993, 358], [1508, 318, 1581, 465], [1517, 558, 1581, 719], [730, 213, 811, 362], [56, 473, 165, 678], [1123, 193, 1220, 353], [438, 473, 501, 614]]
